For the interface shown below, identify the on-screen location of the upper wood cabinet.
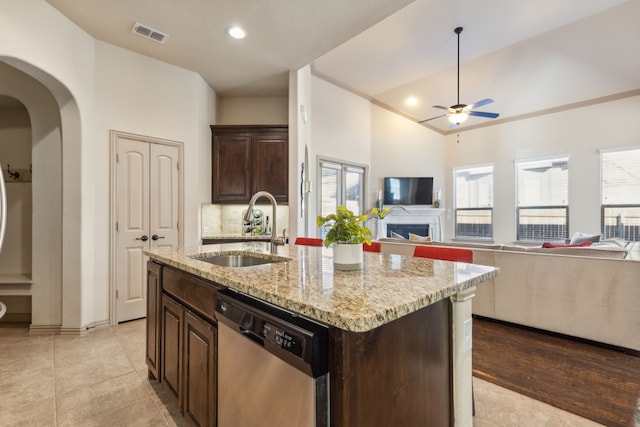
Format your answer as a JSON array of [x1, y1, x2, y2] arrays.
[[211, 125, 288, 204]]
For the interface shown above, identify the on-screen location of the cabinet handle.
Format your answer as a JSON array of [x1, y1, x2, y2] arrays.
[[136, 235, 149, 242], [152, 234, 165, 241]]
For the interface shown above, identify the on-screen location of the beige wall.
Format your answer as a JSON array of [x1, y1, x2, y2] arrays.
[[217, 97, 288, 125], [1, 0, 216, 329], [306, 80, 640, 245], [443, 94, 640, 242], [370, 104, 445, 206], [306, 76, 372, 238]]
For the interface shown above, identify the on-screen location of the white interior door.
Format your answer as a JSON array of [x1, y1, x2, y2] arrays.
[[149, 144, 179, 251], [115, 137, 180, 322]]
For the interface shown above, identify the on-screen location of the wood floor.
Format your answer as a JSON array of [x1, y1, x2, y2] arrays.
[[472, 317, 640, 427]]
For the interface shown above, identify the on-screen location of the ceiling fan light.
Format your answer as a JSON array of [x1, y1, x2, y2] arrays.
[[227, 26, 246, 39], [448, 112, 469, 125]]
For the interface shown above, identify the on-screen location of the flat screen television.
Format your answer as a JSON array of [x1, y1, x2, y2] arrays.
[[384, 177, 433, 205]]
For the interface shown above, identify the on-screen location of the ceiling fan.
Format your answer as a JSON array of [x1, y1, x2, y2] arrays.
[[419, 27, 499, 127]]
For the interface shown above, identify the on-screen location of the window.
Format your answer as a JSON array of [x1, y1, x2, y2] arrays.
[[454, 165, 493, 239], [601, 148, 640, 241], [318, 159, 366, 237], [516, 156, 569, 241]]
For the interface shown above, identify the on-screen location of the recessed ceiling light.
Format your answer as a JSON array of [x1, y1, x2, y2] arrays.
[[227, 26, 246, 39], [405, 96, 418, 106]]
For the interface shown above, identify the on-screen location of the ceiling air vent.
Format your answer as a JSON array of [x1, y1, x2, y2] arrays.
[[132, 22, 169, 44]]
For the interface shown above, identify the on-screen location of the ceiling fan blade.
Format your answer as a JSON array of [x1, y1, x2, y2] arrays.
[[418, 114, 447, 124], [466, 99, 494, 110], [432, 105, 450, 111], [469, 111, 499, 119]]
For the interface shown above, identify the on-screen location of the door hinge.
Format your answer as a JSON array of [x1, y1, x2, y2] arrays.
[[116, 153, 119, 163], [115, 222, 118, 232], [116, 289, 119, 300], [176, 161, 180, 171]]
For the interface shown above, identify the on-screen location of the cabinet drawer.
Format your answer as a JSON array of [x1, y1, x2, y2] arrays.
[[162, 267, 218, 323]]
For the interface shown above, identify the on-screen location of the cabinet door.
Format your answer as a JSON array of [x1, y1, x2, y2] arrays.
[[161, 294, 184, 407], [212, 134, 251, 203], [146, 261, 162, 380], [183, 311, 217, 427], [252, 131, 288, 203]]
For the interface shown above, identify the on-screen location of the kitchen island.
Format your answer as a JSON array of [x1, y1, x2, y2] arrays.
[[145, 242, 498, 427]]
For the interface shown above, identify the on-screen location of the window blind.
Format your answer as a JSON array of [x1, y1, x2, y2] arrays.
[[601, 148, 640, 240], [454, 165, 493, 239], [601, 148, 640, 205], [516, 157, 568, 207], [515, 156, 569, 241], [455, 165, 493, 209]]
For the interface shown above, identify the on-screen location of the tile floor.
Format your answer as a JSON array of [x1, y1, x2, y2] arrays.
[[0, 319, 602, 426]]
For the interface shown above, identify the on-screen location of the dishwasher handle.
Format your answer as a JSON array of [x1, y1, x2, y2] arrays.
[[240, 328, 265, 346]]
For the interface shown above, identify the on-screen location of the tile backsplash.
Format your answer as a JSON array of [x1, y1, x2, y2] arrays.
[[201, 203, 290, 237]]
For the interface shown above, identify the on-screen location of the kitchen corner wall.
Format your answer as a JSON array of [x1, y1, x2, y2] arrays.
[[207, 96, 291, 239]]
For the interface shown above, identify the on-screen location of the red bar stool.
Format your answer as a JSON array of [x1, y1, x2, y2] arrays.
[[413, 246, 474, 263], [294, 237, 323, 247], [363, 241, 381, 252]]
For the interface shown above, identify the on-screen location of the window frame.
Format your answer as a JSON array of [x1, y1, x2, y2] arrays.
[[453, 164, 494, 240], [600, 146, 640, 241], [317, 157, 368, 238], [515, 155, 570, 242]]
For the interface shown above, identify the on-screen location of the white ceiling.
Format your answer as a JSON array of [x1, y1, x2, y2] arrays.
[[43, 0, 640, 133], [44, 0, 412, 96]]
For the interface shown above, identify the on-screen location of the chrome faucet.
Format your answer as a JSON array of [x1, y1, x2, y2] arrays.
[[244, 191, 285, 253]]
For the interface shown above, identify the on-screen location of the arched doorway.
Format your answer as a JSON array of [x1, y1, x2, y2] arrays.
[[0, 95, 32, 322], [0, 58, 83, 331]]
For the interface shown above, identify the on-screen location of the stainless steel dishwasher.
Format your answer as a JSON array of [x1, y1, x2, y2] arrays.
[[215, 288, 329, 427]]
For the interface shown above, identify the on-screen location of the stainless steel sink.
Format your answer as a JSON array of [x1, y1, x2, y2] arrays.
[[190, 252, 289, 267]]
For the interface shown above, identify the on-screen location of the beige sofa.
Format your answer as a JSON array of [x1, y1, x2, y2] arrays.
[[380, 238, 640, 352]]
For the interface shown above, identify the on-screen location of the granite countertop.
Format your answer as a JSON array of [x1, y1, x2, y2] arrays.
[[145, 242, 499, 332]]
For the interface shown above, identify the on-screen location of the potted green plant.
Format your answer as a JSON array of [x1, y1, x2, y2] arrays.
[[369, 205, 409, 239], [316, 205, 372, 270]]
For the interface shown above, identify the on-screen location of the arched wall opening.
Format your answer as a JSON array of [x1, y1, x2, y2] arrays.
[[0, 58, 82, 331]]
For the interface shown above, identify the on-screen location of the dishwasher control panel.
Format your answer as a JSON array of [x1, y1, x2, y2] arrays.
[[262, 322, 304, 358], [215, 288, 328, 377]]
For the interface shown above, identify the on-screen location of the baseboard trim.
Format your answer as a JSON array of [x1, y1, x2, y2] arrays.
[[29, 319, 112, 335], [29, 324, 62, 334]]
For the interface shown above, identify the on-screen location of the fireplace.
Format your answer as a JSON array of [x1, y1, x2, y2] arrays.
[[384, 208, 444, 241], [386, 223, 431, 239]]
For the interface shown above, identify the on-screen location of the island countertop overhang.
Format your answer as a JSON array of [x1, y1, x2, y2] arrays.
[[145, 242, 499, 332]]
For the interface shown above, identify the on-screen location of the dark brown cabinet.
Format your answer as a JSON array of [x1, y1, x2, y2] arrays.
[[211, 125, 288, 204], [148, 263, 218, 427], [148, 260, 454, 427], [161, 294, 183, 405], [146, 261, 162, 380], [183, 311, 216, 427]]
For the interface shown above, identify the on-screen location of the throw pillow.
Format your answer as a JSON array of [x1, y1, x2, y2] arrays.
[[569, 232, 601, 245], [408, 233, 432, 242], [390, 231, 406, 239], [542, 241, 593, 248]]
